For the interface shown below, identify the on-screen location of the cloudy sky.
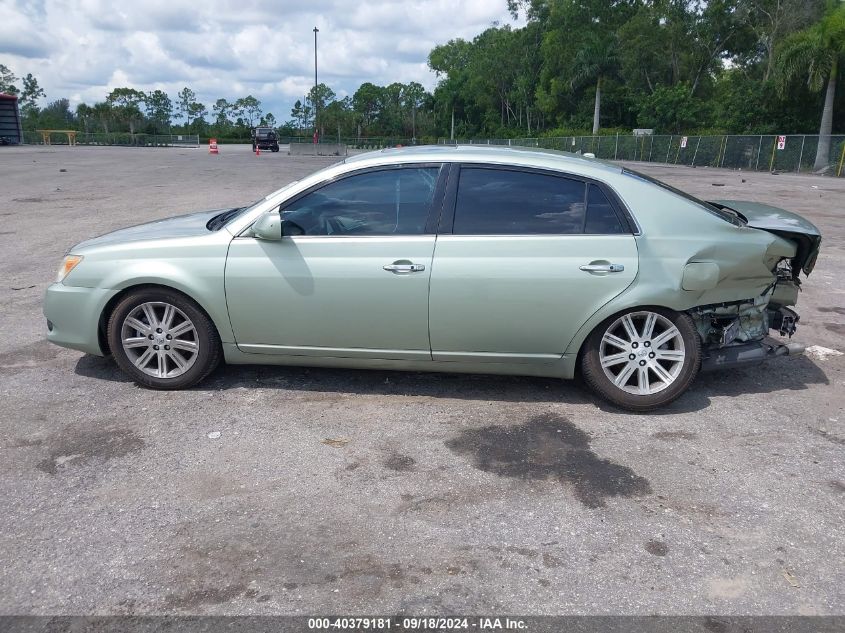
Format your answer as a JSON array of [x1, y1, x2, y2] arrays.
[[1, 0, 522, 122]]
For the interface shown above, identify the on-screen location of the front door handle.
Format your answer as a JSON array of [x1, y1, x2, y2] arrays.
[[579, 263, 625, 273], [383, 262, 426, 274]]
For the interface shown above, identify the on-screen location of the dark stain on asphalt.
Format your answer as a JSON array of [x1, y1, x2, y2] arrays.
[[163, 583, 250, 610], [444, 413, 652, 508], [703, 618, 730, 633], [828, 480, 845, 494], [824, 322, 845, 335], [645, 539, 669, 556], [652, 430, 697, 441], [808, 426, 845, 446], [383, 453, 416, 471], [818, 306, 845, 315], [0, 340, 62, 371], [542, 553, 563, 568], [36, 427, 145, 474]]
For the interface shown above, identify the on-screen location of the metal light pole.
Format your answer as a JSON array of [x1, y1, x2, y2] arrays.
[[313, 26, 319, 141]]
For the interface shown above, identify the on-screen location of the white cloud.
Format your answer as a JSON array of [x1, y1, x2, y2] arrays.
[[0, 0, 521, 121]]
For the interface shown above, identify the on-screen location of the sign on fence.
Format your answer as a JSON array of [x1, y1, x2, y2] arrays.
[[680, 136, 688, 148], [777, 135, 786, 150]]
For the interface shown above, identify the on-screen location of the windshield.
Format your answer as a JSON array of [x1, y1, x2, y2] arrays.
[[621, 168, 745, 227]]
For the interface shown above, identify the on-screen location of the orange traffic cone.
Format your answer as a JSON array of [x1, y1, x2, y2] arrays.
[[209, 138, 219, 154], [256, 146, 260, 156]]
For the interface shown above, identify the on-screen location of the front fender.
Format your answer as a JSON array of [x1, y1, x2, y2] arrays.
[[62, 238, 235, 344]]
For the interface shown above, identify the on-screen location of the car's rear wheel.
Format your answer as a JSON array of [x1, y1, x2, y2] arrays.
[[581, 308, 701, 411], [107, 288, 221, 389]]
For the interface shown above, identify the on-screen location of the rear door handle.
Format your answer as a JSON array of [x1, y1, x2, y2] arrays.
[[579, 263, 625, 273], [383, 263, 426, 274]]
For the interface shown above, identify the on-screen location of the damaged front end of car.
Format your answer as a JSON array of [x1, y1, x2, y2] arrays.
[[690, 200, 821, 371]]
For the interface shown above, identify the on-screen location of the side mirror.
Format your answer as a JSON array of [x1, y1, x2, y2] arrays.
[[252, 213, 282, 240]]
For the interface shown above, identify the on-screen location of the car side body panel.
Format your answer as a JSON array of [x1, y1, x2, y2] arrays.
[[428, 234, 638, 364], [225, 236, 437, 360], [54, 231, 235, 354], [44, 146, 817, 388]]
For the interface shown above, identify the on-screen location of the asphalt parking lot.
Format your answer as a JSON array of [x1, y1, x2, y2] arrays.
[[0, 144, 843, 615]]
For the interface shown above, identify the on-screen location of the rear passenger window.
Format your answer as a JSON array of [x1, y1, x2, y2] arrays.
[[453, 168, 586, 235], [585, 184, 626, 234]]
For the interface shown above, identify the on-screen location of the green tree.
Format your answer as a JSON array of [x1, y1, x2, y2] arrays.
[[429, 38, 472, 138], [19, 73, 46, 120], [570, 31, 618, 134], [744, 0, 826, 81], [637, 83, 707, 133], [145, 90, 173, 133], [106, 88, 145, 134], [212, 98, 231, 127], [306, 83, 336, 135], [38, 99, 73, 129], [92, 102, 113, 134], [76, 103, 95, 133], [290, 99, 306, 133], [775, 0, 845, 170], [176, 87, 196, 126], [352, 82, 384, 133], [235, 95, 262, 128], [0, 64, 18, 94]]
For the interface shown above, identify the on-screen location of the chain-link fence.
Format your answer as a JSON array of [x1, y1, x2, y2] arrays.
[[437, 134, 845, 176], [289, 135, 427, 149], [23, 131, 200, 147]]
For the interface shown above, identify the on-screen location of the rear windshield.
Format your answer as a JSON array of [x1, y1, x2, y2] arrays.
[[621, 169, 745, 227]]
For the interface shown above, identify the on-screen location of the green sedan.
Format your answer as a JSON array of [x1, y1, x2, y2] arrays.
[[44, 146, 821, 411]]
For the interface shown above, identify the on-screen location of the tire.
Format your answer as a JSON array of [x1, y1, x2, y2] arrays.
[[581, 307, 701, 412], [107, 288, 222, 390], [252, 143, 256, 152]]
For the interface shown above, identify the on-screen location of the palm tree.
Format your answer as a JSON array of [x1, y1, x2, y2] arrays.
[[775, 1, 845, 171], [570, 32, 618, 135]]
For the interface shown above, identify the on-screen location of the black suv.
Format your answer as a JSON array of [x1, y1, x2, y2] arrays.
[[251, 127, 280, 152]]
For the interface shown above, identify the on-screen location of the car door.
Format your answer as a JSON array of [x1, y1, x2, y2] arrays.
[[428, 165, 639, 364], [225, 164, 447, 360]]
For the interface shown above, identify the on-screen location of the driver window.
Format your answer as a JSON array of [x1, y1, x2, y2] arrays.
[[280, 167, 441, 236]]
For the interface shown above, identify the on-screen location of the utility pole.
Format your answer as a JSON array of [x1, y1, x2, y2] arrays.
[[313, 26, 319, 140]]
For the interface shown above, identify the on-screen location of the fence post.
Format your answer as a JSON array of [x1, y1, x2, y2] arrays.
[[720, 135, 728, 168], [614, 133, 619, 160], [648, 136, 654, 162], [768, 137, 778, 172], [665, 136, 673, 163], [837, 141, 845, 177], [691, 136, 701, 167], [797, 135, 806, 173], [754, 135, 763, 171]]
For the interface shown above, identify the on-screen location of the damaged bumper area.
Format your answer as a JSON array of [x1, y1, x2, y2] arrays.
[[687, 200, 820, 372], [690, 296, 805, 371], [701, 337, 805, 371], [688, 265, 807, 371]]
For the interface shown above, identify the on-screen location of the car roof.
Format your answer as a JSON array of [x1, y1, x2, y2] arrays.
[[343, 144, 622, 179]]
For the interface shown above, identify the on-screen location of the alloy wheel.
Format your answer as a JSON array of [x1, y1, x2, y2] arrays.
[[120, 301, 199, 379], [598, 311, 686, 395]]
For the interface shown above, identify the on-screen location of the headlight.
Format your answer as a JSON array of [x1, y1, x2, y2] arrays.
[[56, 255, 83, 282]]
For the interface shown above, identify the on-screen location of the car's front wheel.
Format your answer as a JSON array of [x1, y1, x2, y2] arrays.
[[107, 288, 221, 389], [581, 308, 701, 411]]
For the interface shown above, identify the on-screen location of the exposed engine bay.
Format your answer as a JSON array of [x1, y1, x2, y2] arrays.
[[689, 255, 809, 371]]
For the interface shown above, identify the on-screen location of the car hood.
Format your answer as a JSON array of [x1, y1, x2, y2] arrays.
[[709, 200, 821, 276], [73, 209, 227, 250]]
